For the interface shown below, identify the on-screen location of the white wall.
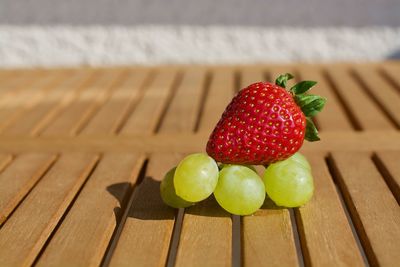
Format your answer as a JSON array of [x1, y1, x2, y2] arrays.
[[1, 0, 399, 67]]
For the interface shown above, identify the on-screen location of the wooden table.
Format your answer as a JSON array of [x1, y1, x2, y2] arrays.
[[0, 62, 399, 267]]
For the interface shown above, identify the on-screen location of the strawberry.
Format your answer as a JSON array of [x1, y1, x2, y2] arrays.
[[206, 73, 326, 165]]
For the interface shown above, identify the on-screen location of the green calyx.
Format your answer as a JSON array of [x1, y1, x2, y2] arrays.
[[275, 73, 327, 142]]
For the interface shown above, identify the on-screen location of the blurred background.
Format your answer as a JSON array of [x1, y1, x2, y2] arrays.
[[0, 0, 400, 67]]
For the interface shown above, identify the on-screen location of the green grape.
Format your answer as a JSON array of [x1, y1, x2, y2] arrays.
[[160, 167, 194, 208], [287, 152, 311, 171], [263, 159, 314, 207], [220, 164, 257, 173], [214, 165, 265, 215], [174, 153, 219, 202]]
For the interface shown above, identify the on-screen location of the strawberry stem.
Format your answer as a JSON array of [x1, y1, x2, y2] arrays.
[[275, 73, 294, 88], [275, 73, 327, 142]]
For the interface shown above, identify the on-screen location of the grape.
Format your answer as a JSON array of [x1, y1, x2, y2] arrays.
[[263, 159, 314, 207], [214, 165, 265, 215], [174, 153, 219, 202], [219, 164, 257, 172], [286, 152, 311, 171], [160, 167, 194, 208]]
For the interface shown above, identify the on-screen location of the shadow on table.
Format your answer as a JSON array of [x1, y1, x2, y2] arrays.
[[107, 177, 175, 221], [106, 182, 131, 222], [107, 179, 288, 221], [261, 197, 287, 210], [184, 195, 229, 218]]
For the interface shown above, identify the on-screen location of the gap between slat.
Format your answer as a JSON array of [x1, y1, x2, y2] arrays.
[[371, 154, 400, 205], [379, 67, 400, 94], [351, 70, 400, 129], [323, 69, 361, 131], [32, 154, 102, 265], [73, 71, 130, 135], [325, 155, 371, 267], [153, 71, 184, 134], [234, 70, 241, 93], [232, 215, 241, 267], [290, 209, 306, 267], [100, 158, 149, 267], [193, 71, 212, 133], [166, 208, 185, 267], [113, 71, 155, 135], [0, 154, 58, 228]]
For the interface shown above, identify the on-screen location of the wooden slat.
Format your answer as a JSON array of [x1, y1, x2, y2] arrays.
[[240, 67, 266, 88], [167, 68, 233, 267], [174, 197, 231, 267], [158, 68, 207, 133], [0, 70, 67, 131], [242, 199, 298, 267], [0, 131, 400, 153], [0, 153, 56, 225], [240, 68, 299, 267], [80, 69, 149, 135], [297, 66, 353, 131], [120, 69, 178, 134], [37, 153, 145, 267], [198, 68, 235, 133], [0, 70, 39, 95], [354, 65, 400, 128], [40, 70, 124, 136], [374, 151, 400, 204], [0, 70, 94, 136], [110, 68, 218, 266], [0, 153, 99, 266], [330, 152, 400, 266], [0, 154, 12, 173], [109, 153, 180, 267], [0, 70, 12, 83], [381, 62, 400, 91], [295, 152, 364, 266], [326, 66, 394, 130]]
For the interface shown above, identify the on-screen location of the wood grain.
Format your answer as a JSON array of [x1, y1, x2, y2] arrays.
[[297, 66, 353, 131], [374, 151, 400, 204], [41, 69, 125, 136], [240, 69, 299, 267], [109, 153, 181, 267], [159, 67, 207, 133], [120, 68, 178, 134], [197, 68, 235, 133], [0, 154, 12, 173], [354, 65, 400, 128], [175, 197, 232, 267], [0, 63, 399, 266], [242, 199, 298, 267], [81, 69, 150, 135], [0, 153, 56, 225], [0, 70, 40, 96], [326, 66, 394, 130], [0, 70, 67, 131], [240, 67, 266, 87], [0, 131, 399, 153], [0, 70, 94, 136], [330, 152, 400, 266], [0, 153, 99, 267], [381, 62, 400, 92], [295, 152, 364, 266], [37, 153, 145, 267]]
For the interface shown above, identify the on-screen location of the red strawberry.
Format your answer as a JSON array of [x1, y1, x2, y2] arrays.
[[206, 73, 326, 165]]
